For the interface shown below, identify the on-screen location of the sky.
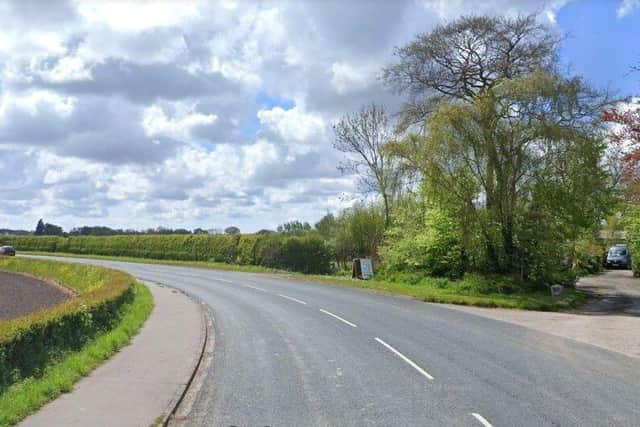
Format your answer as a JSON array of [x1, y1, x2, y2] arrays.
[[0, 0, 638, 233]]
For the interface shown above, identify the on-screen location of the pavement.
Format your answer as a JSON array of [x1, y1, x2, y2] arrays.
[[444, 269, 640, 359], [20, 255, 640, 427], [20, 281, 205, 427], [0, 270, 70, 320]]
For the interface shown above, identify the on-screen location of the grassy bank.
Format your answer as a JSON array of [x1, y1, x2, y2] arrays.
[[0, 283, 153, 426], [21, 251, 586, 311]]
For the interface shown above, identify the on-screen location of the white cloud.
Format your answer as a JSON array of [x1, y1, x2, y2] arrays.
[[143, 103, 217, 141], [40, 55, 92, 83], [618, 0, 640, 17], [76, 1, 202, 32], [0, 90, 76, 118], [257, 106, 325, 148], [331, 61, 378, 94]]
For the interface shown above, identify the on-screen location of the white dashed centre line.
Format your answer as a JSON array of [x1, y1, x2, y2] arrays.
[[319, 309, 358, 328], [245, 284, 267, 292], [471, 413, 494, 427], [278, 294, 307, 305], [374, 337, 434, 380], [214, 278, 234, 284]]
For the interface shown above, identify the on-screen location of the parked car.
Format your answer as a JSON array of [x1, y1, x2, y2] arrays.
[[0, 245, 16, 256], [605, 244, 631, 269]]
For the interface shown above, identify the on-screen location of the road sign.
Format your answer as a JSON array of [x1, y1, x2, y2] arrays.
[[360, 258, 373, 279]]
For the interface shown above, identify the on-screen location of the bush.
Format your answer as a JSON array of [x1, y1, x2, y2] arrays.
[[380, 207, 463, 278], [624, 206, 640, 276], [0, 233, 333, 275], [0, 258, 134, 392], [253, 234, 333, 274], [572, 236, 606, 276]]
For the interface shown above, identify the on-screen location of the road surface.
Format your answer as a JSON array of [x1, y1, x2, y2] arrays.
[[24, 256, 640, 427]]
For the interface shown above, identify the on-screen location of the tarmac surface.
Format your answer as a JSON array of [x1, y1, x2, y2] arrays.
[[21, 255, 640, 427]]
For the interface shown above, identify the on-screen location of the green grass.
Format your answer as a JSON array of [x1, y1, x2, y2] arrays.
[[21, 251, 587, 311], [0, 283, 153, 427], [301, 273, 587, 311]]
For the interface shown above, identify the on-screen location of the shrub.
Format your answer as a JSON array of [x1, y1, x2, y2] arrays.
[[380, 207, 463, 278], [625, 206, 640, 276], [0, 233, 333, 274], [572, 236, 606, 276], [0, 258, 134, 392]]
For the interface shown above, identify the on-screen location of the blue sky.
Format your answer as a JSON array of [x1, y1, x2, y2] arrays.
[[558, 0, 639, 97]]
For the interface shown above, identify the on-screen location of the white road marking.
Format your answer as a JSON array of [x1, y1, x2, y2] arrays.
[[214, 278, 234, 284], [471, 413, 494, 427], [374, 338, 434, 380], [245, 284, 267, 292], [319, 309, 358, 328], [278, 294, 307, 305]]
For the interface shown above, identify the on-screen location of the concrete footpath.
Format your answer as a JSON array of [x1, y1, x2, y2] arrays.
[[21, 282, 205, 427]]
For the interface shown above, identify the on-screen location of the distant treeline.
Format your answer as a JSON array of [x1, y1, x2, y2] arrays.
[[0, 229, 30, 236], [0, 234, 333, 274]]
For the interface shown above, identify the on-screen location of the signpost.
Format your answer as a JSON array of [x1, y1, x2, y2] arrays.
[[360, 258, 373, 279], [352, 258, 374, 279]]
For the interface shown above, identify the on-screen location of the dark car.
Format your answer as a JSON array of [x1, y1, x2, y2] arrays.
[[0, 245, 16, 256], [605, 244, 631, 269]]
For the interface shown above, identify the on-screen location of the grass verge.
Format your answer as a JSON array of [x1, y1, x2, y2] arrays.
[[0, 283, 153, 426], [21, 251, 586, 311]]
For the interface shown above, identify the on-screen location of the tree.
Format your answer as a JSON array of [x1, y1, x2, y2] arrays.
[[277, 220, 312, 235], [383, 14, 559, 130], [224, 226, 241, 235], [389, 71, 612, 282], [602, 100, 640, 200], [35, 219, 46, 235], [315, 213, 338, 240], [256, 229, 275, 235], [34, 219, 64, 236], [43, 223, 64, 236], [333, 104, 403, 226]]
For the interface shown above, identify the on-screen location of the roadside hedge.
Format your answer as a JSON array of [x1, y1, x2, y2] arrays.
[[0, 258, 135, 392], [0, 234, 333, 274]]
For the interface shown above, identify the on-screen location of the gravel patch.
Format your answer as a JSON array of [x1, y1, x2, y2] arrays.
[[0, 271, 71, 320]]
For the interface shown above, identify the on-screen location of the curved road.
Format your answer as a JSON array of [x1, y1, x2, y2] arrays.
[[27, 256, 640, 427]]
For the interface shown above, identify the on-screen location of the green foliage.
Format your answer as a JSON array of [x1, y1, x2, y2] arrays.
[[0, 233, 333, 275], [251, 234, 334, 274], [624, 206, 640, 276], [388, 71, 613, 286], [319, 204, 386, 267], [380, 203, 463, 278], [572, 235, 606, 276], [277, 220, 312, 235], [0, 258, 135, 393], [0, 283, 152, 427]]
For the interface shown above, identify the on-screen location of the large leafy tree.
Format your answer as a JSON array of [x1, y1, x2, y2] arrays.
[[390, 71, 612, 282], [383, 14, 559, 130]]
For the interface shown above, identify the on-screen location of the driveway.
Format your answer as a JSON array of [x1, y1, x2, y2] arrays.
[[446, 269, 640, 359]]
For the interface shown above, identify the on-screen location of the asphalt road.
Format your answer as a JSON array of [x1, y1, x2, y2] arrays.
[[24, 256, 640, 427]]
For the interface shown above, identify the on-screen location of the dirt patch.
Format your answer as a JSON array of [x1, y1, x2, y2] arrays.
[[442, 270, 640, 359], [0, 271, 71, 320]]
